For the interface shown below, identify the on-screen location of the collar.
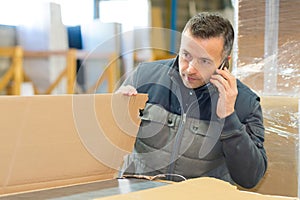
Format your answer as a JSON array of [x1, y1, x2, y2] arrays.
[[167, 55, 180, 77]]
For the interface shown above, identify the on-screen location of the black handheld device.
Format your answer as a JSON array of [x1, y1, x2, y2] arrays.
[[218, 58, 229, 70]]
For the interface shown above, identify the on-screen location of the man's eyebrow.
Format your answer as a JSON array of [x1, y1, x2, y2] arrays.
[[198, 56, 213, 62], [181, 48, 214, 62], [180, 49, 189, 53]]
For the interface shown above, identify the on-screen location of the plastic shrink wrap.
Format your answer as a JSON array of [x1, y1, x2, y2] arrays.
[[232, 0, 300, 197]]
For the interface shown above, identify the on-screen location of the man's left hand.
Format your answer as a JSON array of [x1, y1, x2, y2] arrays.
[[210, 68, 238, 119]]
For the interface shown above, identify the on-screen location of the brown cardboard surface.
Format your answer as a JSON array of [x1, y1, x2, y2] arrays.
[[96, 177, 298, 200], [243, 96, 299, 197], [0, 93, 148, 195], [0, 93, 298, 198]]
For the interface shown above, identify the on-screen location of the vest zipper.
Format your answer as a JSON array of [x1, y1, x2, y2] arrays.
[[167, 112, 187, 180], [167, 96, 199, 180], [182, 113, 186, 124], [167, 75, 203, 180]]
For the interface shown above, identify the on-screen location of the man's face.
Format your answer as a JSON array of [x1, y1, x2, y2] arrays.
[[178, 31, 224, 89]]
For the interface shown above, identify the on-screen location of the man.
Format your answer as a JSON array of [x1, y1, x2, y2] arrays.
[[116, 12, 267, 189]]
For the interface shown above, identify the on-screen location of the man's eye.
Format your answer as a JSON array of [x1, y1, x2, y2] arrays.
[[200, 59, 212, 66], [183, 53, 192, 59]]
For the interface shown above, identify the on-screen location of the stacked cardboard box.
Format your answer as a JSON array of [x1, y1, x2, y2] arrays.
[[237, 0, 300, 95], [237, 0, 300, 197]]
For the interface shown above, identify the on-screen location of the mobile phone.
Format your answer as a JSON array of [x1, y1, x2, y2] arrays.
[[218, 59, 229, 70]]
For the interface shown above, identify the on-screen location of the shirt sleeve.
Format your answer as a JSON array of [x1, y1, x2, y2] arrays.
[[220, 99, 268, 189]]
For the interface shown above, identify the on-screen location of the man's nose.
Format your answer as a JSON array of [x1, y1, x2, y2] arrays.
[[187, 60, 198, 73]]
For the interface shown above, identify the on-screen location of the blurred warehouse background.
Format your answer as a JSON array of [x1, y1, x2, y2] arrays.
[[0, 0, 299, 97]]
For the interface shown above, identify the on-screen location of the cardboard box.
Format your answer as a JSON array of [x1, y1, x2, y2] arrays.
[[0, 93, 148, 195], [236, 0, 300, 196], [97, 177, 298, 200], [0, 94, 298, 199], [236, 0, 300, 96], [244, 96, 299, 197], [238, 0, 300, 66]]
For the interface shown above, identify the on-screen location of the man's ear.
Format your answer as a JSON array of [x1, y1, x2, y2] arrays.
[[227, 55, 231, 60]]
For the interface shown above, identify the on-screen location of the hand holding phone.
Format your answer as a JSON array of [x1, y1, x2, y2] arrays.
[[210, 58, 237, 118]]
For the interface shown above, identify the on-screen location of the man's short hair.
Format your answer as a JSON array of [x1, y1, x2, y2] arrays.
[[183, 12, 234, 59]]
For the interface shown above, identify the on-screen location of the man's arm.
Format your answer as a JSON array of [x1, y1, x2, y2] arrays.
[[220, 101, 267, 189]]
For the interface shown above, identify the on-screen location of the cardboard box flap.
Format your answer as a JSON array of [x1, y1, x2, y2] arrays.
[[97, 177, 298, 200], [0, 93, 148, 195]]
